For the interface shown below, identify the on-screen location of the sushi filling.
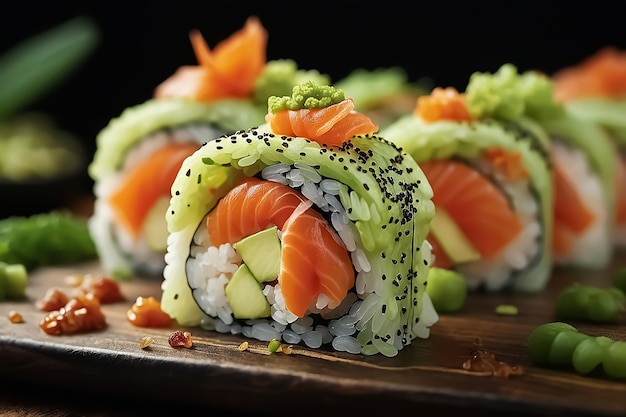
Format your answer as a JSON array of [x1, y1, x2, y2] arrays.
[[185, 163, 437, 355], [550, 140, 610, 267], [90, 123, 225, 276], [454, 156, 542, 291]]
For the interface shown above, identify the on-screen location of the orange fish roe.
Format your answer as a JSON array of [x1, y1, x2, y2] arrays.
[[414, 87, 473, 123], [484, 148, 529, 181]]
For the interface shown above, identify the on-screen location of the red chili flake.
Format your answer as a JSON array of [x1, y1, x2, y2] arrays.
[[127, 296, 172, 328], [168, 330, 193, 348]]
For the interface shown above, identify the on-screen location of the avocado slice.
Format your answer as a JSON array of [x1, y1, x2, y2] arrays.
[[142, 196, 171, 252], [225, 264, 271, 319], [233, 226, 281, 282], [430, 208, 481, 265]]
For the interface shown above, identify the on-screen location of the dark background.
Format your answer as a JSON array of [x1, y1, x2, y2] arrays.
[[2, 1, 625, 163]]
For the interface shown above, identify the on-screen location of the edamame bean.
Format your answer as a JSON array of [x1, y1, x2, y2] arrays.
[[554, 283, 625, 323], [426, 267, 467, 313], [528, 322, 626, 379]]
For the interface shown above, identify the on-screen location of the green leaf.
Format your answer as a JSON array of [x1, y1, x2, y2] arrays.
[[0, 16, 100, 120]]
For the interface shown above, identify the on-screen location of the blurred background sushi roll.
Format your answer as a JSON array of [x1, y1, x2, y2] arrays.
[[552, 47, 626, 248], [468, 64, 617, 271], [87, 17, 329, 280], [381, 67, 554, 293], [334, 67, 433, 129], [160, 82, 438, 357], [513, 68, 617, 269]]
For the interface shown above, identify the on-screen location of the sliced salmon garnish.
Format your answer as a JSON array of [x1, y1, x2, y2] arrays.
[[109, 142, 200, 238], [267, 98, 378, 146], [154, 16, 267, 102]]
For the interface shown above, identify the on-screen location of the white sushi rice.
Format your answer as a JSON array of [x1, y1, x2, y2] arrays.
[[453, 156, 542, 291], [89, 124, 225, 277], [550, 140, 611, 268], [185, 163, 437, 354]]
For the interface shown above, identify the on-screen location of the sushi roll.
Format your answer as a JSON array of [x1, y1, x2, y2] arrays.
[[552, 47, 626, 247], [509, 68, 617, 269], [380, 66, 554, 292], [88, 17, 329, 280], [161, 81, 438, 357]]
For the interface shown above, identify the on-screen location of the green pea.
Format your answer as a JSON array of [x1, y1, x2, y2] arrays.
[[527, 322, 577, 364], [554, 283, 623, 323], [603, 341, 626, 378], [426, 267, 467, 313], [528, 322, 626, 379], [572, 336, 612, 374], [548, 328, 588, 365]]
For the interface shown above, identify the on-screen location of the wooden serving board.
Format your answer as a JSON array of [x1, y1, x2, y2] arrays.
[[0, 257, 625, 416]]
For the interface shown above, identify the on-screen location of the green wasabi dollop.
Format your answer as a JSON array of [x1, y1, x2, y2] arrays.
[[268, 81, 345, 113], [253, 59, 331, 106], [466, 63, 564, 121]]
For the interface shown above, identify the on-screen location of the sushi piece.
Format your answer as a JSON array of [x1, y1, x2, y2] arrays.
[[88, 17, 329, 280], [161, 81, 438, 357], [509, 68, 617, 269], [380, 67, 554, 292], [552, 47, 626, 247], [334, 67, 432, 129]]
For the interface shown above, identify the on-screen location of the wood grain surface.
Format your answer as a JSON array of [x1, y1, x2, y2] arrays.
[[0, 256, 624, 416]]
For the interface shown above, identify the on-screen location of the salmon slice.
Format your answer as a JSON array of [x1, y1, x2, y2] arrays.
[[206, 177, 354, 317], [421, 159, 524, 266], [154, 16, 267, 101], [551, 161, 595, 255], [109, 142, 200, 238], [267, 98, 378, 146], [207, 177, 306, 245]]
